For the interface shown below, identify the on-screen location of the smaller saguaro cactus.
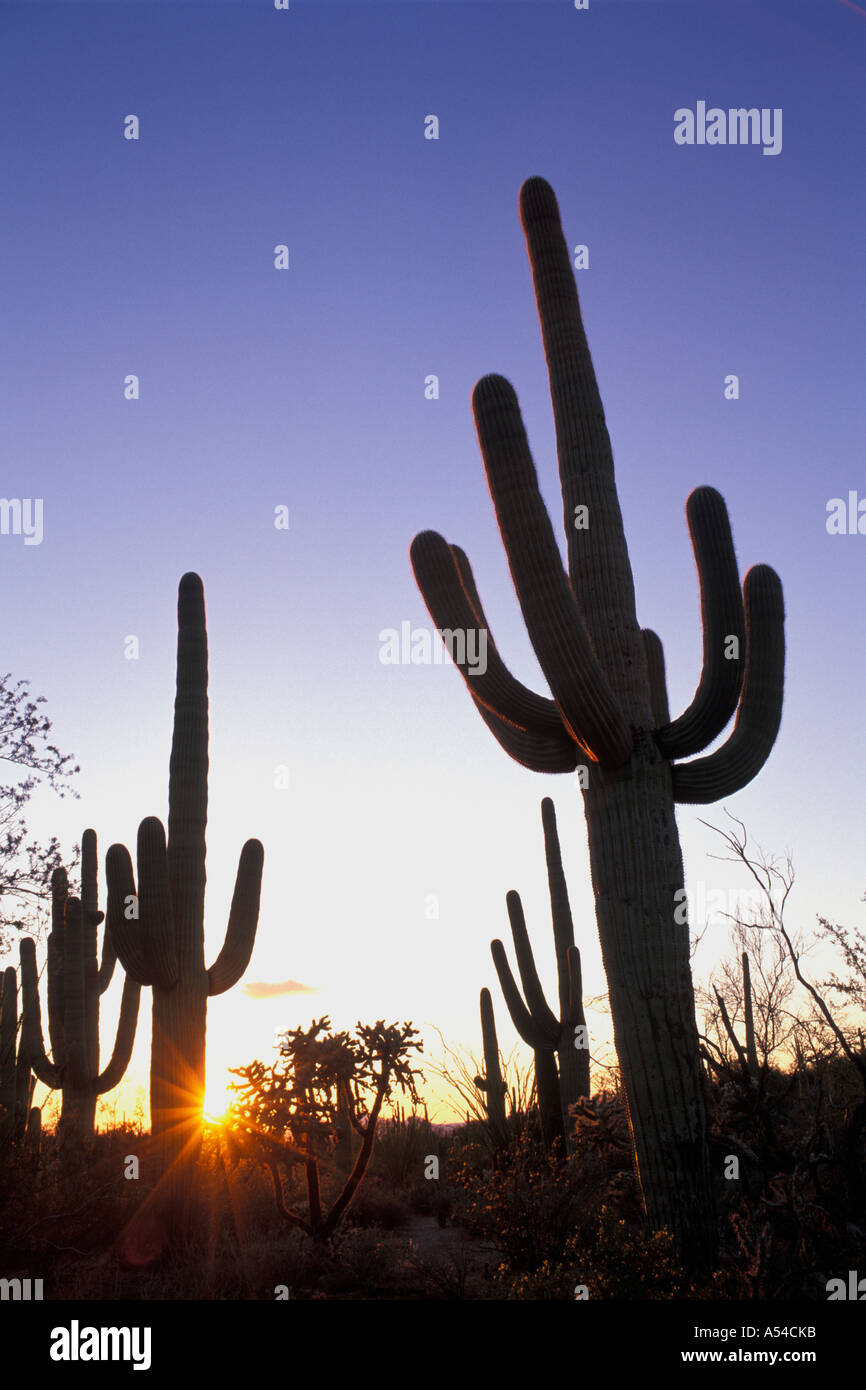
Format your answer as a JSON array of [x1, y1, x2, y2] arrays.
[[21, 830, 141, 1148], [742, 951, 759, 1081], [473, 987, 509, 1150], [0, 965, 33, 1145], [711, 950, 760, 1085], [492, 798, 589, 1154]]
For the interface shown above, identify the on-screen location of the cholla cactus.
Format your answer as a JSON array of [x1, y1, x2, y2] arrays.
[[571, 1090, 631, 1155]]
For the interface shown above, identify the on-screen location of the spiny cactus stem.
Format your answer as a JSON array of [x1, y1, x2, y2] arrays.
[[654, 487, 746, 759], [472, 373, 633, 767]]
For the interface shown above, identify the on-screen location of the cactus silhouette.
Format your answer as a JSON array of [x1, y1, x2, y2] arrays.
[[106, 573, 264, 1239], [712, 950, 760, 1084], [0, 964, 33, 1145], [741, 952, 760, 1080], [492, 797, 589, 1154], [409, 177, 784, 1264], [473, 986, 509, 1149], [18, 831, 139, 1149]]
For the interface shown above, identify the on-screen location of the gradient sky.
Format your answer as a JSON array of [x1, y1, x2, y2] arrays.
[[1, 0, 864, 1124]]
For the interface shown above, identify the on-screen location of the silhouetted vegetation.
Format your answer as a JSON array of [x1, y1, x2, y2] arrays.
[[222, 1018, 424, 1243]]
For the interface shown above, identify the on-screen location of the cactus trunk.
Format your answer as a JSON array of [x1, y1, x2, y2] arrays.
[[584, 758, 712, 1248], [533, 1048, 565, 1153]]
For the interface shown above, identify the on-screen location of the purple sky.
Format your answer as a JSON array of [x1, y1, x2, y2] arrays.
[[2, 0, 864, 1121]]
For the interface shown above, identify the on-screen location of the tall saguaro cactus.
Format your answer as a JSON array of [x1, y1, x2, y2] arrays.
[[410, 178, 784, 1265], [492, 797, 589, 1153], [20, 831, 140, 1147], [106, 573, 264, 1237]]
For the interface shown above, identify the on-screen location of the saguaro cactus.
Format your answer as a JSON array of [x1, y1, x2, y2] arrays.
[[741, 951, 760, 1080], [710, 950, 760, 1084], [409, 178, 784, 1265], [20, 832, 140, 1148], [473, 987, 509, 1149], [106, 573, 264, 1237], [492, 797, 589, 1154], [0, 965, 33, 1145]]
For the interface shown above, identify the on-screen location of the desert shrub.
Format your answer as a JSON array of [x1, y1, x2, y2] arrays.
[[448, 1131, 590, 1272], [224, 1018, 423, 1243], [499, 1207, 714, 1300], [345, 1179, 412, 1230], [368, 1110, 441, 1191]]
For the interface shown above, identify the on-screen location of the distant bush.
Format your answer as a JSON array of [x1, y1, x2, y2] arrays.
[[345, 1179, 412, 1230]]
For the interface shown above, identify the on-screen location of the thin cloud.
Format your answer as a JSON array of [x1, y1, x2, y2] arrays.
[[242, 978, 319, 1000]]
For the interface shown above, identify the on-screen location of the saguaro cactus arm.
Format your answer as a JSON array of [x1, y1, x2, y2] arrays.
[[670, 566, 785, 804], [105, 844, 155, 986], [410, 534, 579, 772], [94, 972, 141, 1093], [654, 487, 746, 760], [207, 838, 265, 996], [410, 531, 565, 738], [474, 374, 633, 766], [76, 829, 116, 996], [504, 891, 561, 1041], [106, 825, 190, 994], [47, 868, 67, 1065], [20, 936, 63, 1088], [136, 817, 180, 990], [450, 544, 580, 771], [641, 630, 670, 728], [491, 934, 555, 1049], [540, 797, 574, 1000]]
